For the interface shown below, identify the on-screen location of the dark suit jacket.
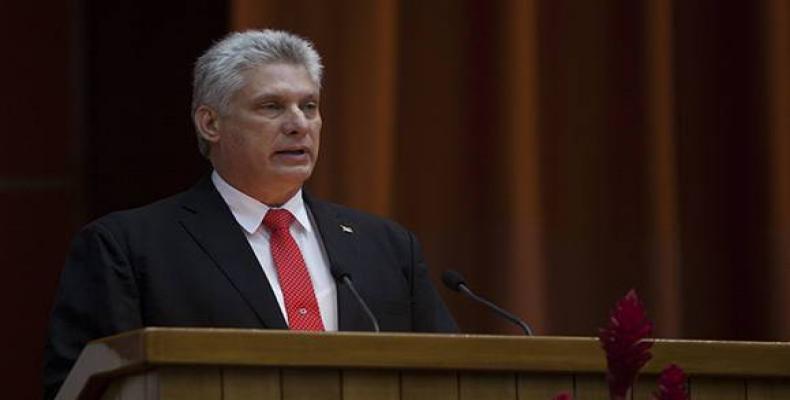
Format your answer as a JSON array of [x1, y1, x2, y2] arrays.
[[43, 177, 457, 398]]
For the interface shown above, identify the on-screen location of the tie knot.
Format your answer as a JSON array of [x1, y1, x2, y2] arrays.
[[263, 209, 295, 231]]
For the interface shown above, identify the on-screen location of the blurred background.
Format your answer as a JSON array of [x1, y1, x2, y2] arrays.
[[1, 0, 788, 397]]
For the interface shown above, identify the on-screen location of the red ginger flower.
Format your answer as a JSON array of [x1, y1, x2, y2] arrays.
[[598, 289, 654, 400], [552, 393, 573, 400], [653, 364, 688, 400]]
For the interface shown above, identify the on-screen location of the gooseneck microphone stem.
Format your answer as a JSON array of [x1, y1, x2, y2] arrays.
[[442, 270, 533, 336], [456, 283, 533, 336], [340, 274, 380, 333]]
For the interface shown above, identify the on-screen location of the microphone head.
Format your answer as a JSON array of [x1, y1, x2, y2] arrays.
[[441, 270, 467, 292], [330, 265, 351, 281]]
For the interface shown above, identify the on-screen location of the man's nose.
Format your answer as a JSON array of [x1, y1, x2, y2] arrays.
[[282, 106, 309, 135]]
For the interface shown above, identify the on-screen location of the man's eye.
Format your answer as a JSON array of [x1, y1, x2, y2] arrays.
[[261, 103, 282, 111], [301, 102, 318, 114], [256, 103, 284, 117]]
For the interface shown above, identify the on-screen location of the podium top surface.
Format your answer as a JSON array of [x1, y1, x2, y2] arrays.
[[58, 328, 790, 400], [89, 327, 790, 376]]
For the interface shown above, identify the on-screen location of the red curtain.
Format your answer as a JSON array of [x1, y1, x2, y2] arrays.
[[232, 0, 790, 340]]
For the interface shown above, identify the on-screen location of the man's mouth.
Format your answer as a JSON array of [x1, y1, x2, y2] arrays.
[[275, 149, 307, 156]]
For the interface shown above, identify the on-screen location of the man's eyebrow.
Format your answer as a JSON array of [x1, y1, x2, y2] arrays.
[[250, 91, 319, 102], [247, 94, 283, 105], [249, 92, 281, 102]]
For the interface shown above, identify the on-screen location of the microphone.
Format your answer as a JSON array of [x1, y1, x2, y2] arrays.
[[331, 266, 380, 332], [442, 269, 533, 335]]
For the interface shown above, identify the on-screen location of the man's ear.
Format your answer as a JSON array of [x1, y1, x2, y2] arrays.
[[194, 105, 222, 143]]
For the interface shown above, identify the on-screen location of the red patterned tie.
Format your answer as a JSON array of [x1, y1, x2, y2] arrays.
[[263, 209, 325, 331]]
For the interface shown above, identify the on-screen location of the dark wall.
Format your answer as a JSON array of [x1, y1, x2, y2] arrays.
[[1, 1, 78, 397], [1, 1, 227, 398], [81, 0, 227, 218]]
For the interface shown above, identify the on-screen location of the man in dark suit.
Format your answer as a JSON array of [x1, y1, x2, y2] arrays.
[[44, 29, 457, 398]]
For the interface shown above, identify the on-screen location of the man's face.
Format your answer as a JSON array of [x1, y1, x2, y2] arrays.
[[209, 63, 321, 201]]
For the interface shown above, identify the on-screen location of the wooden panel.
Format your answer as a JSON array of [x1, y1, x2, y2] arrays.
[[223, 367, 281, 400], [120, 373, 145, 400], [94, 329, 789, 376], [121, 372, 157, 400], [647, 340, 790, 377], [61, 330, 790, 399], [401, 371, 458, 400], [690, 378, 745, 400], [747, 379, 790, 400], [158, 367, 222, 400], [573, 374, 608, 400], [281, 368, 341, 400], [517, 373, 574, 399], [342, 370, 400, 400], [459, 372, 516, 400], [140, 329, 605, 373], [100, 380, 122, 400], [100, 371, 159, 400], [633, 374, 660, 400]]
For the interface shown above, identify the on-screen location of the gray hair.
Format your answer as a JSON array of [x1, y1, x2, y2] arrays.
[[192, 29, 323, 157]]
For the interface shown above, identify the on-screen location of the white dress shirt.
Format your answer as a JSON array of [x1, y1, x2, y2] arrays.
[[211, 171, 338, 331]]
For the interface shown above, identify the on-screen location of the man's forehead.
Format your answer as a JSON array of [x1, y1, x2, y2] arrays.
[[241, 63, 319, 93]]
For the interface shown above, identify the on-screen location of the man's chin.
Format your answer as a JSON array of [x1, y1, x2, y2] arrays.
[[270, 167, 314, 186]]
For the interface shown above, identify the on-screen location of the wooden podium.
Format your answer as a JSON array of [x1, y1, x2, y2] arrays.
[[57, 328, 790, 400]]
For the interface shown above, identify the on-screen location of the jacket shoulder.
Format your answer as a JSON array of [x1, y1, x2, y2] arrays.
[[306, 196, 419, 253], [81, 182, 205, 242], [309, 197, 411, 233]]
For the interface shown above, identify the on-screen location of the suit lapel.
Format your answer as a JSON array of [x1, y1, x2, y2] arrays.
[[305, 193, 374, 332], [178, 177, 288, 329]]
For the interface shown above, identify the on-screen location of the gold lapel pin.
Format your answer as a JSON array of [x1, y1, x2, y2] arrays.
[[340, 224, 354, 233]]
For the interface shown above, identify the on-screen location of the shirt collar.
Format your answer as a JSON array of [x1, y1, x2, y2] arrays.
[[211, 170, 312, 234]]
